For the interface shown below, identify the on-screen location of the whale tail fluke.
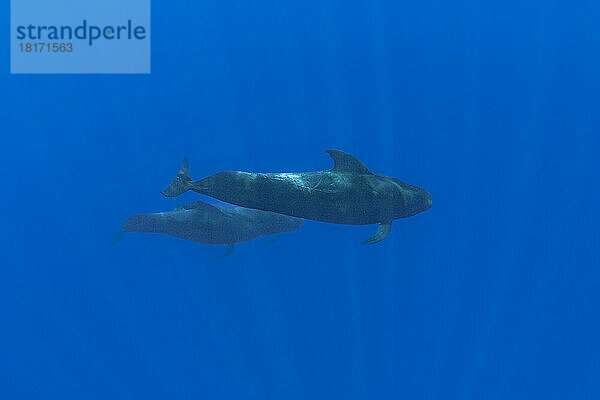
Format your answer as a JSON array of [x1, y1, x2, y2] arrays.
[[162, 157, 192, 197]]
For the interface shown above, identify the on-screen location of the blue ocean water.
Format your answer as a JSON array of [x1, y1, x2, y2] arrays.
[[2, 1, 599, 398]]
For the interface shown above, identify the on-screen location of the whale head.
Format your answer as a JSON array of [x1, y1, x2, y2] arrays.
[[384, 177, 432, 219], [413, 186, 432, 213], [256, 212, 304, 235], [230, 206, 304, 236]]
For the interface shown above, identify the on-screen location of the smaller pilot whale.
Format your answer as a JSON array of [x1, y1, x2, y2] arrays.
[[113, 200, 302, 256], [162, 150, 431, 244]]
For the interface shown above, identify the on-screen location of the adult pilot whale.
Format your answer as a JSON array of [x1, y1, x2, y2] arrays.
[[162, 150, 432, 244]]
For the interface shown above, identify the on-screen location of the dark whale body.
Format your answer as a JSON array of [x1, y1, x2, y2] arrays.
[[162, 150, 431, 244], [115, 200, 302, 256]]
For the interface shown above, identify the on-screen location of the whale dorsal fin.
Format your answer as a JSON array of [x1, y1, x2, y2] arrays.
[[326, 149, 372, 174], [179, 200, 222, 212]]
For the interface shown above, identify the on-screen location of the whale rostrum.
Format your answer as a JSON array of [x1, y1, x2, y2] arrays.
[[162, 150, 432, 244]]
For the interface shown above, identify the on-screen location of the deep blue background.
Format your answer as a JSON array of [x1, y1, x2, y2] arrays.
[[2, 0, 599, 398]]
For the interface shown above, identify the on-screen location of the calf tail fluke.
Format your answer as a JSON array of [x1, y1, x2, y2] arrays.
[[162, 157, 192, 197]]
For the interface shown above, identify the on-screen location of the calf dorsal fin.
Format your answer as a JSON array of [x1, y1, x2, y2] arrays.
[[326, 149, 372, 174], [179, 200, 220, 211]]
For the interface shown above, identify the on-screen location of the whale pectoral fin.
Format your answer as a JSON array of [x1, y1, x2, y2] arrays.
[[362, 222, 392, 244], [221, 244, 235, 258], [111, 225, 124, 246], [267, 234, 281, 243]]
